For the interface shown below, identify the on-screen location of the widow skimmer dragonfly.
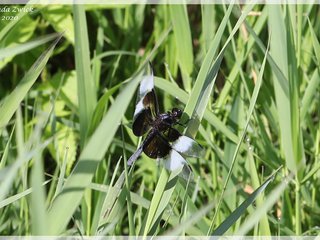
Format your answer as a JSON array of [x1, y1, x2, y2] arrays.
[[127, 64, 203, 171]]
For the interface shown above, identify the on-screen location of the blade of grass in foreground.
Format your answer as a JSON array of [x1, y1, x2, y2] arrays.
[[0, 138, 53, 203], [30, 113, 50, 235], [164, 200, 215, 236], [0, 180, 51, 209], [208, 34, 269, 235], [183, 2, 233, 137], [73, 5, 97, 147], [301, 70, 320, 121], [301, 20, 320, 121], [140, 169, 181, 236], [268, 5, 295, 172], [287, 6, 305, 175], [286, 8, 305, 235], [216, 6, 268, 109], [184, 2, 255, 138], [236, 173, 292, 235], [0, 33, 60, 60], [308, 18, 320, 63], [169, 4, 193, 91], [154, 77, 238, 144], [0, 33, 63, 130], [247, 139, 271, 235], [212, 170, 279, 235], [0, 124, 15, 169], [46, 72, 142, 235], [201, 4, 215, 53]]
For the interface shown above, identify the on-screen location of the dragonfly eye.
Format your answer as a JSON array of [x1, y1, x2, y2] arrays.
[[171, 108, 182, 118]]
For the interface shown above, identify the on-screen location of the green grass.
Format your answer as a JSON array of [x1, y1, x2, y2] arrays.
[[0, 3, 319, 236]]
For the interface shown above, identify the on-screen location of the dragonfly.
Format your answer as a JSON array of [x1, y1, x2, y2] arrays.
[[127, 64, 203, 171]]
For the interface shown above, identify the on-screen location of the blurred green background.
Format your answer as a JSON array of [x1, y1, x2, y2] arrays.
[[0, 3, 319, 236]]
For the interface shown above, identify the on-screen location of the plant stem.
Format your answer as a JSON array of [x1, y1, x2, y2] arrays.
[[295, 175, 301, 235]]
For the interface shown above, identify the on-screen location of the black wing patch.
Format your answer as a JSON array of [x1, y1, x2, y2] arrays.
[[132, 65, 159, 136], [165, 127, 181, 142], [143, 133, 171, 159], [132, 91, 158, 136]]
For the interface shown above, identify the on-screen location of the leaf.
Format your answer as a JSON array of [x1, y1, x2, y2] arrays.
[[42, 5, 75, 44], [212, 171, 278, 235], [169, 4, 193, 90], [73, 5, 97, 146], [0, 33, 63, 129], [0, 33, 59, 60], [46, 71, 142, 235]]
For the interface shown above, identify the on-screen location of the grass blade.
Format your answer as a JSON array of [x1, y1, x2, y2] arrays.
[[308, 18, 320, 64], [0, 33, 62, 130], [0, 124, 15, 169], [30, 115, 49, 235], [208, 31, 269, 234], [236, 173, 292, 235], [301, 70, 320, 121], [184, 3, 255, 138], [0, 137, 52, 202], [0, 33, 60, 60], [73, 5, 97, 147], [201, 4, 215, 52], [212, 171, 278, 235], [169, 4, 193, 91], [46, 72, 142, 234], [268, 5, 296, 172], [140, 168, 180, 236], [155, 77, 238, 144], [183, 3, 233, 137]]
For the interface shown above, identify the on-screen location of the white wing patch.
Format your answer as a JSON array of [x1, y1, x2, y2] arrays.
[[139, 74, 154, 98], [171, 136, 202, 157], [133, 99, 144, 117], [163, 150, 186, 171]]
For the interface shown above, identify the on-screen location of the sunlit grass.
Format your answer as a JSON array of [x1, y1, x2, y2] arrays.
[[0, 3, 319, 236]]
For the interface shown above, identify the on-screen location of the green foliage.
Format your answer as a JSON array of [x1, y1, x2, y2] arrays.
[[0, 3, 319, 237]]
